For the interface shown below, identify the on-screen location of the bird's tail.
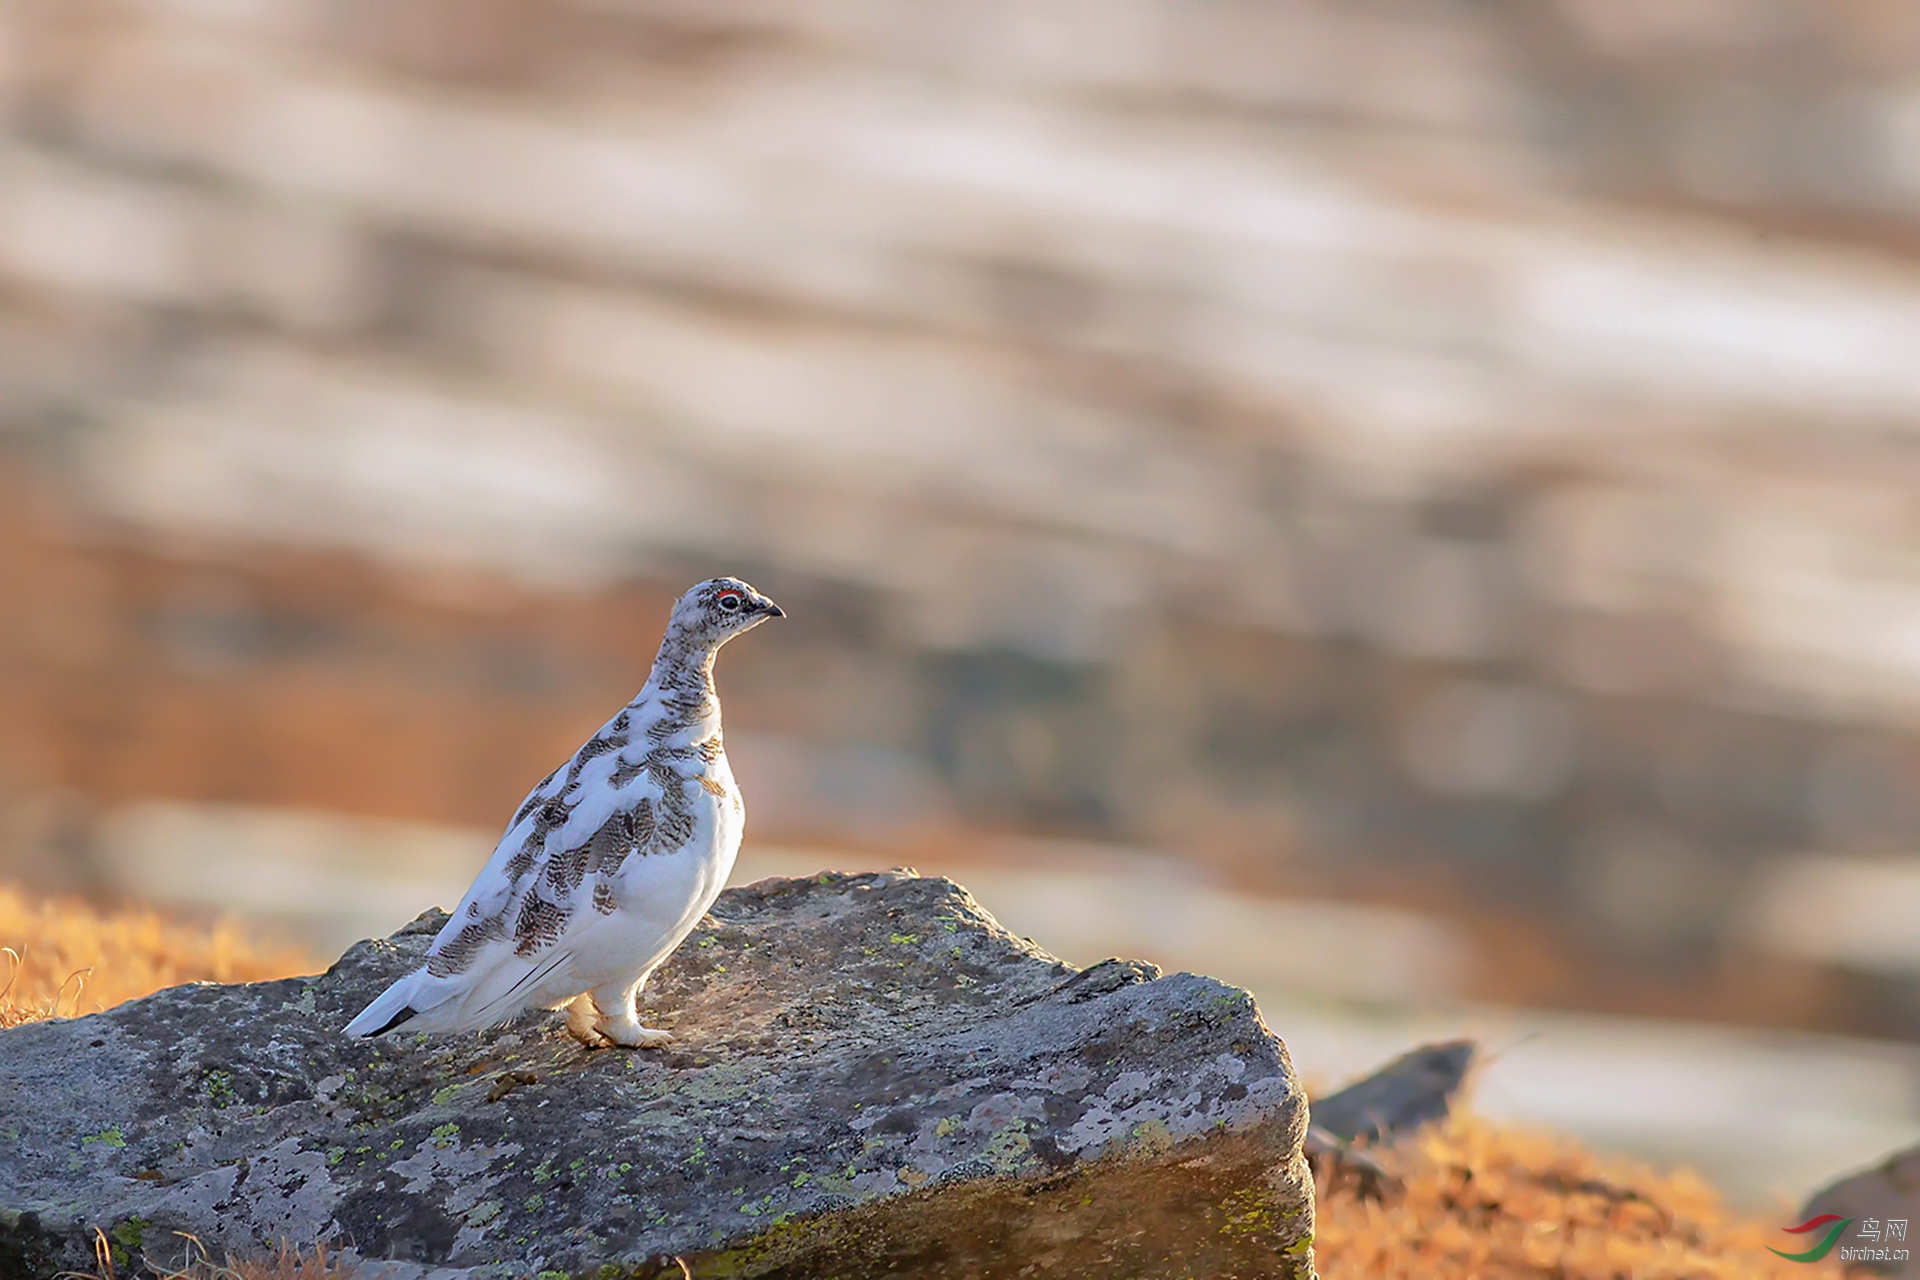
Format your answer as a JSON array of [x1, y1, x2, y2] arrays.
[[344, 969, 428, 1037]]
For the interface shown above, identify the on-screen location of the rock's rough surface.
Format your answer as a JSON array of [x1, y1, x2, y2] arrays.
[[0, 871, 1314, 1279]]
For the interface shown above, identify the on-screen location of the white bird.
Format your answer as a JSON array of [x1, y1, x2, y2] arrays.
[[344, 577, 784, 1048]]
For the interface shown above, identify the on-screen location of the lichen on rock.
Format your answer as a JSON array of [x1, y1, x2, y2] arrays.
[[0, 870, 1314, 1279]]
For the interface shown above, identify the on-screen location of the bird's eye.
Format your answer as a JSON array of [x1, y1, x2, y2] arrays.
[[717, 592, 742, 611]]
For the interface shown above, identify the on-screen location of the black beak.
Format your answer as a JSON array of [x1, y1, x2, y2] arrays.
[[763, 602, 786, 618]]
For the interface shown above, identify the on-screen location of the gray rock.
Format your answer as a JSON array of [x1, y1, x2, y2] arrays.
[[1303, 1039, 1475, 1200], [1309, 1039, 1474, 1146], [0, 870, 1315, 1279]]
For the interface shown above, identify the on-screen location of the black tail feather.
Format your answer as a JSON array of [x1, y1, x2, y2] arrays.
[[369, 1006, 419, 1037]]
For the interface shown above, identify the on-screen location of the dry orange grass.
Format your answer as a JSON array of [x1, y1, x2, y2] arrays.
[[0, 882, 315, 1026], [74, 1230, 352, 1280], [1316, 1113, 1844, 1280]]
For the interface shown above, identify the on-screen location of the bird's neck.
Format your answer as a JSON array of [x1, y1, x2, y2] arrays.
[[649, 626, 718, 685], [639, 633, 721, 740]]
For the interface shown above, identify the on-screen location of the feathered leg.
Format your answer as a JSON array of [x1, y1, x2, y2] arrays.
[[586, 977, 672, 1049], [563, 993, 607, 1047]]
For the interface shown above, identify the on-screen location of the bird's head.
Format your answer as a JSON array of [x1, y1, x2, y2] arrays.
[[666, 577, 785, 648]]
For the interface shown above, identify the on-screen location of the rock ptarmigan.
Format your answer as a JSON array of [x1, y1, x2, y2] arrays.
[[344, 577, 784, 1048]]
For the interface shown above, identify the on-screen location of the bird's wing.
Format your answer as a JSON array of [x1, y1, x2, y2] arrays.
[[416, 707, 720, 999]]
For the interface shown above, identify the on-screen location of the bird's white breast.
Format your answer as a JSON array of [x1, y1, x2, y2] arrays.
[[549, 747, 740, 992]]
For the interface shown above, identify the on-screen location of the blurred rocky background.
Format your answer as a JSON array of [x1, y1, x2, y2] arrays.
[[5, 0, 1920, 1204]]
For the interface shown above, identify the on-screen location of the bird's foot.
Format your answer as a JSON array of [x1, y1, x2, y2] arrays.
[[563, 995, 672, 1049], [563, 995, 607, 1048], [598, 1012, 673, 1049]]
